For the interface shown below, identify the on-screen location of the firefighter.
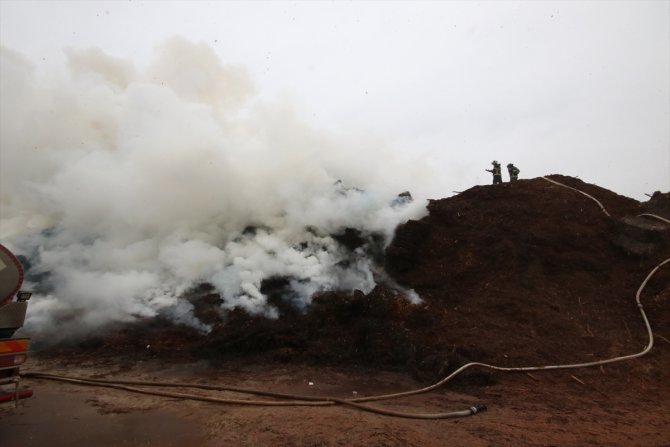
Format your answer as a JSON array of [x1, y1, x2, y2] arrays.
[[485, 161, 503, 185], [507, 163, 520, 181]]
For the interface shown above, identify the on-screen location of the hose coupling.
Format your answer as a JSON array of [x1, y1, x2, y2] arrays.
[[469, 404, 487, 415]]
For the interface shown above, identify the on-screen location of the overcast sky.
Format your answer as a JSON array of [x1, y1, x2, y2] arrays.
[[1, 0, 669, 199]]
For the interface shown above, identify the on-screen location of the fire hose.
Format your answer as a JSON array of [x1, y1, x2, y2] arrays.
[[21, 189, 670, 419], [541, 176, 610, 216], [638, 213, 670, 225]]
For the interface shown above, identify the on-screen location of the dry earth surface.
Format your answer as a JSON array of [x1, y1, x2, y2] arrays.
[[2, 352, 670, 447]]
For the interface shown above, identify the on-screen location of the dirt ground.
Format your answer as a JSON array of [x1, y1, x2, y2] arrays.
[[2, 350, 670, 447], [2, 176, 669, 446]]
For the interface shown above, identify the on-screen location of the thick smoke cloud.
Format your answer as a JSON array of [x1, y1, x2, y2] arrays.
[[0, 38, 436, 341]]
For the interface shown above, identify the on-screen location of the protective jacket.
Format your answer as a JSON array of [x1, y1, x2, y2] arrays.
[[487, 165, 502, 176], [486, 164, 503, 185]]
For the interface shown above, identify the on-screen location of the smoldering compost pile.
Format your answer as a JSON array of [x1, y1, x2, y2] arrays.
[[41, 176, 670, 382]]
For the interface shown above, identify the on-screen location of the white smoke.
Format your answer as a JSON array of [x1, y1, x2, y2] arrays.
[[0, 37, 441, 341]]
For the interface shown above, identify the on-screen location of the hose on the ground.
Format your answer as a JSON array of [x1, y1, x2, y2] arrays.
[[20, 371, 485, 419], [354, 256, 668, 403], [638, 213, 670, 225], [20, 185, 670, 419], [542, 176, 611, 216]]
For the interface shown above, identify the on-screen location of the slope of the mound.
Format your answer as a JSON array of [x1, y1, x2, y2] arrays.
[[385, 176, 668, 372]]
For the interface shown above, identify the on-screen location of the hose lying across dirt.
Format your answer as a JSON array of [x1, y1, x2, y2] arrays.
[[541, 176, 611, 216], [21, 191, 670, 420], [639, 213, 670, 225], [20, 370, 488, 419]]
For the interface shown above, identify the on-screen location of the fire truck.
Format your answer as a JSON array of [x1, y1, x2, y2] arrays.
[[0, 243, 33, 403]]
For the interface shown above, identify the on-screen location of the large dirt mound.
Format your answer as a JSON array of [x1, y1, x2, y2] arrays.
[[386, 176, 668, 373], [45, 176, 670, 385]]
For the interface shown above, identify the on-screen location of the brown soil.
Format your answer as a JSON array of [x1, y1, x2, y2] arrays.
[[2, 175, 670, 446], [3, 354, 670, 447]]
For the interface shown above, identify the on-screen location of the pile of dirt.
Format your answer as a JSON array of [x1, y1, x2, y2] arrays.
[[42, 176, 670, 386], [385, 176, 668, 374]]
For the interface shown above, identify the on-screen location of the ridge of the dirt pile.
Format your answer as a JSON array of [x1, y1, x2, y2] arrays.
[[543, 174, 641, 216], [386, 176, 643, 286], [641, 190, 670, 216]]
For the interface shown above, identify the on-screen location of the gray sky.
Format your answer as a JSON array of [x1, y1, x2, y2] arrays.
[[1, 0, 669, 198]]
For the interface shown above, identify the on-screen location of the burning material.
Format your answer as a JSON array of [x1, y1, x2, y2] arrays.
[[1, 40, 434, 342]]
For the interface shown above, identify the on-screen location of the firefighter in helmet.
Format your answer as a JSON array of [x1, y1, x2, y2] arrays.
[[485, 161, 503, 185], [507, 163, 520, 181]]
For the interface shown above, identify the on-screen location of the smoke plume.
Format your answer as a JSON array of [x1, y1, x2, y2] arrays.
[[0, 38, 440, 341]]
